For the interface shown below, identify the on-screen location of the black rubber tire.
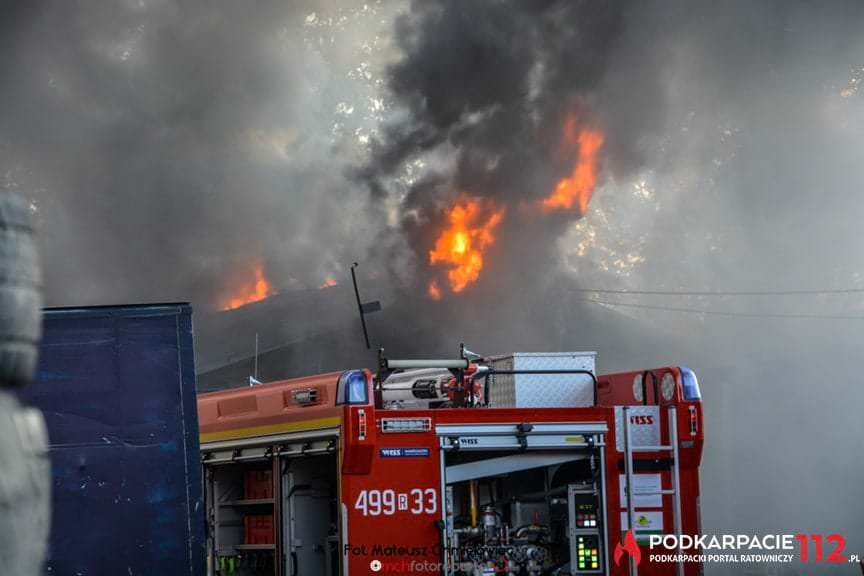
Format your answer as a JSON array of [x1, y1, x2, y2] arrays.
[[0, 391, 50, 574], [0, 193, 42, 387]]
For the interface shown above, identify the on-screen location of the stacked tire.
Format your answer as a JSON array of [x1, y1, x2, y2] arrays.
[[0, 192, 42, 386], [0, 192, 49, 575]]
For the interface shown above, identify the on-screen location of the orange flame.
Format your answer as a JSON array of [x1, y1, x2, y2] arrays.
[[429, 197, 505, 295], [542, 122, 604, 215], [221, 260, 275, 311], [428, 280, 442, 300], [319, 277, 338, 289]]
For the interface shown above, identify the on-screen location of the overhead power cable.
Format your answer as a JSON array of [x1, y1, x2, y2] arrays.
[[576, 297, 864, 320], [570, 287, 864, 297]]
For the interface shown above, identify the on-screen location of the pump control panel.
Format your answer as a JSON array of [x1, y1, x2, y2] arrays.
[[569, 487, 605, 574]]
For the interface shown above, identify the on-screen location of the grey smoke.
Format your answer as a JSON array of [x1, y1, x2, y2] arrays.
[[0, 0, 392, 307], [3, 1, 864, 574]]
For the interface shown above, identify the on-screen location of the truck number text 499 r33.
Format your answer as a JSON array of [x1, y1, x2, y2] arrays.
[[354, 489, 437, 516]]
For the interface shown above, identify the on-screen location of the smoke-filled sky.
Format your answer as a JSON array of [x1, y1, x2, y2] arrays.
[[3, 1, 864, 573]]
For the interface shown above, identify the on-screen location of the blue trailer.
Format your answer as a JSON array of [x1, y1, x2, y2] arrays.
[[17, 303, 205, 576]]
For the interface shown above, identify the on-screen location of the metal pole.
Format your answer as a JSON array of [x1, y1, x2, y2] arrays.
[[350, 263, 371, 349], [623, 407, 638, 576], [440, 441, 452, 576], [598, 435, 610, 574], [669, 406, 684, 576], [254, 332, 259, 380]]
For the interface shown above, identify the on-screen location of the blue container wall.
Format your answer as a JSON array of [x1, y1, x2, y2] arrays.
[[19, 304, 205, 576]]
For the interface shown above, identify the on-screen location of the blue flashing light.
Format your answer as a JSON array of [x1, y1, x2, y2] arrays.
[[337, 370, 369, 405], [679, 366, 701, 401]]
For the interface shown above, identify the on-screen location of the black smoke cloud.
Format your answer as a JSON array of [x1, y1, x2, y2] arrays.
[[356, 0, 689, 359], [362, 1, 641, 296]]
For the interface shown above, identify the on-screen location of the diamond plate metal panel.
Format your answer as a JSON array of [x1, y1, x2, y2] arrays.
[[485, 352, 596, 408], [614, 406, 661, 452]]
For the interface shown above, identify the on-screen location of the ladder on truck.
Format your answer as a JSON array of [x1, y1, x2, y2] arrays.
[[621, 396, 684, 576]]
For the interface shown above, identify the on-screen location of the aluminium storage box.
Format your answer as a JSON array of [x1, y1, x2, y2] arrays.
[[485, 352, 596, 408]]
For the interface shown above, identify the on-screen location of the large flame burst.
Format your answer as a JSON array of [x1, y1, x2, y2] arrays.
[[429, 198, 506, 296], [231, 119, 604, 304], [427, 120, 605, 298], [221, 259, 275, 311], [542, 119, 605, 214]]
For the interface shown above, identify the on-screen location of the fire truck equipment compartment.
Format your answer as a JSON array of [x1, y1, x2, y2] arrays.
[[485, 352, 596, 407]]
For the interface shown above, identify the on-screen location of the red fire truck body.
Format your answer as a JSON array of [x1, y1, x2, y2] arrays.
[[198, 353, 703, 576]]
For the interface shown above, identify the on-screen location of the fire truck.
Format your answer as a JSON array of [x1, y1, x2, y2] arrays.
[[198, 349, 704, 576]]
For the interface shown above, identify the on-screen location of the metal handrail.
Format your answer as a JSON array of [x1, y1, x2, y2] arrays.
[[471, 368, 598, 406], [641, 370, 658, 406]]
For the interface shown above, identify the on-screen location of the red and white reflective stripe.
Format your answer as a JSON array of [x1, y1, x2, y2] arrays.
[[357, 408, 367, 441], [689, 405, 698, 436]]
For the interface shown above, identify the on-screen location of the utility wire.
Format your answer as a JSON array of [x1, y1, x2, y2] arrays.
[[577, 297, 864, 320], [570, 287, 864, 296]]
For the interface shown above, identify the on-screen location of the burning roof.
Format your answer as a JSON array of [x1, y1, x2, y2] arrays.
[[197, 285, 357, 376], [220, 258, 276, 311]]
